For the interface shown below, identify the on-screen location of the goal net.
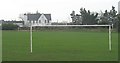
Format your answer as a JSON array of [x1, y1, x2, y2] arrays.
[[30, 25, 112, 53]]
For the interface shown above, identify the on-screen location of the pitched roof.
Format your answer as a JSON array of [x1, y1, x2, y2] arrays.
[[44, 14, 51, 20], [27, 13, 51, 21]]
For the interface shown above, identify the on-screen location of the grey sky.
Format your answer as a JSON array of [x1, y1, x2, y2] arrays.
[[0, 0, 119, 22]]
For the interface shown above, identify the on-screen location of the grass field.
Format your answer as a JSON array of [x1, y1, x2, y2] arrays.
[[2, 31, 118, 61]]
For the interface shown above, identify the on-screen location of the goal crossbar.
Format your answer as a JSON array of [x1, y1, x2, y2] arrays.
[[30, 25, 112, 53], [32, 25, 110, 27]]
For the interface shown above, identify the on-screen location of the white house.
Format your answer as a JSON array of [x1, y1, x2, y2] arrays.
[[19, 12, 51, 27]]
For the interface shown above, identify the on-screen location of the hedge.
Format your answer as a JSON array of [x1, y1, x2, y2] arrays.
[[2, 24, 19, 30]]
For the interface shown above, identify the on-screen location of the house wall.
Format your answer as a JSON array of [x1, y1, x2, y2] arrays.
[[38, 14, 48, 25], [13, 23, 23, 27], [31, 20, 41, 26], [19, 14, 29, 26]]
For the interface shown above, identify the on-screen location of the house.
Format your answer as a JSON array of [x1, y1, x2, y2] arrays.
[[19, 12, 51, 27]]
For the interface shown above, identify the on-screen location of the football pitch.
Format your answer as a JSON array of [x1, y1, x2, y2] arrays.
[[2, 31, 118, 61]]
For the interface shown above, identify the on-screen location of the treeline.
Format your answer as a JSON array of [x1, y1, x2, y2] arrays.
[[70, 6, 119, 28], [2, 24, 19, 30]]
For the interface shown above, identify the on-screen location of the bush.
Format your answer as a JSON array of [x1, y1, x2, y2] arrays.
[[2, 24, 19, 30]]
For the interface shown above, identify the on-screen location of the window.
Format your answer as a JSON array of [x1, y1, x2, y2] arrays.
[[48, 21, 49, 23], [39, 20, 41, 23], [36, 21, 38, 23], [33, 21, 35, 24], [45, 20, 46, 23]]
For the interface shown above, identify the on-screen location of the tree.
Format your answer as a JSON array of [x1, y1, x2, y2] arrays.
[[70, 11, 82, 24], [80, 8, 98, 25], [99, 6, 118, 26], [117, 14, 120, 32], [99, 10, 110, 24], [118, 14, 120, 21]]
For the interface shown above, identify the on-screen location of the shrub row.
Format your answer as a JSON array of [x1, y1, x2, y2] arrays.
[[2, 24, 19, 30], [18, 26, 111, 32]]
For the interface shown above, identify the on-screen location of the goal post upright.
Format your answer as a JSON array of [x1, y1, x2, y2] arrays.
[[30, 24, 112, 53], [30, 24, 33, 53], [109, 25, 112, 51]]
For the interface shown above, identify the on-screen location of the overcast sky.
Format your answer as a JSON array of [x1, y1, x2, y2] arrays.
[[0, 0, 119, 22]]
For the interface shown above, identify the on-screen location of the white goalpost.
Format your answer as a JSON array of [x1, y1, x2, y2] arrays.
[[30, 25, 33, 53], [30, 25, 112, 53]]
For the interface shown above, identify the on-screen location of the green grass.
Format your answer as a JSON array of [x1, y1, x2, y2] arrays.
[[2, 31, 118, 61]]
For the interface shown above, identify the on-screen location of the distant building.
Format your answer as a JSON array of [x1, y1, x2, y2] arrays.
[[19, 12, 51, 27], [118, 1, 120, 14]]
